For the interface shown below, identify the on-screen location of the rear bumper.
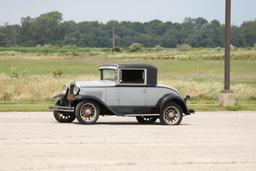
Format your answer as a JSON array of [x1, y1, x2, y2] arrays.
[[184, 95, 195, 114], [49, 105, 74, 112], [188, 109, 195, 114]]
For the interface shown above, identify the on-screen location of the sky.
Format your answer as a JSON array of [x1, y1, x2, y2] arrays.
[[0, 0, 255, 26]]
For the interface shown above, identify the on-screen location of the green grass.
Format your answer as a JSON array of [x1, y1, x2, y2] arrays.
[[0, 46, 110, 55], [0, 100, 255, 112], [0, 100, 53, 111], [1, 59, 255, 84], [189, 100, 256, 111], [0, 104, 49, 112], [0, 60, 99, 75]]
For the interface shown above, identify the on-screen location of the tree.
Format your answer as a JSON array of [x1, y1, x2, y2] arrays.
[[0, 11, 255, 48], [0, 24, 21, 46], [239, 20, 256, 47], [163, 25, 183, 47], [34, 11, 63, 45], [20, 16, 36, 46]]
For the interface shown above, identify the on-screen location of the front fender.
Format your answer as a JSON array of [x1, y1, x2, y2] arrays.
[[158, 94, 190, 115], [53, 93, 65, 99], [74, 95, 118, 115], [74, 95, 103, 104]]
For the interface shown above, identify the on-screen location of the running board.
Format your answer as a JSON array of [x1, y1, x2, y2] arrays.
[[49, 105, 75, 112], [118, 114, 159, 117]]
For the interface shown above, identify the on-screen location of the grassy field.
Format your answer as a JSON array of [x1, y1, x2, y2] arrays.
[[0, 47, 255, 111]]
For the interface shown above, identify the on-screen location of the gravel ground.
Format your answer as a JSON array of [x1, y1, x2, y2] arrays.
[[0, 111, 256, 171]]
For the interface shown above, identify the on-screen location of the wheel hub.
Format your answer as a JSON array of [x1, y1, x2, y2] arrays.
[[168, 112, 175, 118], [85, 109, 92, 115]]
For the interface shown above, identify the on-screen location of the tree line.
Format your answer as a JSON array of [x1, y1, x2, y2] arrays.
[[0, 11, 255, 48]]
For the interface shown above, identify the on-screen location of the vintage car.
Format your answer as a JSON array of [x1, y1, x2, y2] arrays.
[[49, 64, 194, 125]]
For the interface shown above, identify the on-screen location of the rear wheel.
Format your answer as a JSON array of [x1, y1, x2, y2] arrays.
[[75, 100, 100, 124], [136, 116, 158, 124], [159, 102, 183, 125], [53, 100, 75, 123]]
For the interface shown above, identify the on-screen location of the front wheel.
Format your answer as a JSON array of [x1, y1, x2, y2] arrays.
[[53, 100, 76, 123], [75, 100, 100, 124], [136, 116, 157, 124], [159, 102, 183, 125]]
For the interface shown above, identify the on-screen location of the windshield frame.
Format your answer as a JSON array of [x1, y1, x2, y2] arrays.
[[100, 69, 118, 82]]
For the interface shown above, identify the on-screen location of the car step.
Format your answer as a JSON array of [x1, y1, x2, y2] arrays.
[[49, 105, 75, 112]]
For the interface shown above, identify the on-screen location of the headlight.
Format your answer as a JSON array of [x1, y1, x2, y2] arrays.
[[62, 85, 68, 94], [73, 84, 80, 95]]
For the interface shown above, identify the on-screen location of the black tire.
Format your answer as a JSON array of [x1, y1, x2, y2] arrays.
[[136, 116, 157, 124], [159, 102, 183, 125], [53, 100, 76, 123], [75, 100, 100, 124]]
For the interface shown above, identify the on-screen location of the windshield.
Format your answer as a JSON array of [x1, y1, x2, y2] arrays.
[[102, 69, 117, 81]]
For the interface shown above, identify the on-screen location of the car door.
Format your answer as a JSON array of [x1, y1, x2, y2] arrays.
[[117, 87, 146, 114], [118, 87, 146, 106]]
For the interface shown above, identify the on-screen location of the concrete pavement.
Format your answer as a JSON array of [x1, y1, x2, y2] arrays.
[[0, 111, 255, 171]]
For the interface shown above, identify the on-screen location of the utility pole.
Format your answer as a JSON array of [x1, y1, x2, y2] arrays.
[[112, 27, 115, 52], [224, 0, 231, 91], [220, 0, 235, 106]]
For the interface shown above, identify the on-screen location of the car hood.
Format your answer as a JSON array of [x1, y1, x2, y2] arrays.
[[73, 80, 116, 87]]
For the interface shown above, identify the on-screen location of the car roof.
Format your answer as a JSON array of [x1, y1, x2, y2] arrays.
[[99, 64, 158, 87], [99, 64, 157, 70]]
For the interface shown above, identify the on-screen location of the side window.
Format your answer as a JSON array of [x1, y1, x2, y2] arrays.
[[120, 69, 145, 84]]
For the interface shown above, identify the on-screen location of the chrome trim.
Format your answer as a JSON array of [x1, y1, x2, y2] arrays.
[[118, 68, 147, 86], [99, 66, 118, 70], [62, 85, 68, 94]]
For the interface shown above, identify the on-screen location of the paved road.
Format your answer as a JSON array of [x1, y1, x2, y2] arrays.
[[0, 112, 256, 171]]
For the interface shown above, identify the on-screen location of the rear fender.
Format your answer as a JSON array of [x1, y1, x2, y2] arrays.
[[158, 94, 190, 115]]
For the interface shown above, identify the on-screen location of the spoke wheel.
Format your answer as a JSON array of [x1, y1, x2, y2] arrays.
[[53, 100, 75, 123], [160, 103, 183, 125], [76, 100, 100, 124], [54, 111, 76, 123], [136, 116, 157, 124], [80, 103, 96, 121]]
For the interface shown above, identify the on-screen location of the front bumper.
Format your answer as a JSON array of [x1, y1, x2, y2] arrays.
[[49, 105, 75, 112]]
